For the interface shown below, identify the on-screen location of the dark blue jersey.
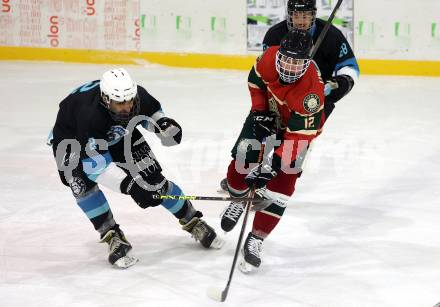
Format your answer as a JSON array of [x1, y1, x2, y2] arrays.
[[262, 19, 359, 104], [52, 81, 162, 161]]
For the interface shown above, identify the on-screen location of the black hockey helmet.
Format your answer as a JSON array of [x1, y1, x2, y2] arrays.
[[276, 29, 313, 83], [287, 0, 317, 12], [286, 0, 317, 31]]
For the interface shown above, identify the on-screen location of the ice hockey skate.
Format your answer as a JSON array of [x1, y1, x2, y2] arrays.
[[239, 232, 263, 273], [181, 217, 224, 249], [100, 228, 139, 269], [220, 201, 245, 232]]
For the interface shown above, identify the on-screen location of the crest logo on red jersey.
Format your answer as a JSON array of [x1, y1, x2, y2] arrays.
[[303, 94, 320, 113]]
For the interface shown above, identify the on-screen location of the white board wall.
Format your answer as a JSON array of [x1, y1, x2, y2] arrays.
[[139, 0, 247, 54], [138, 0, 440, 60], [1, 1, 440, 61], [355, 0, 440, 60]]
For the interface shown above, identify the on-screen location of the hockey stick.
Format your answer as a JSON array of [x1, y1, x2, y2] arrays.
[[153, 194, 265, 203], [287, 0, 344, 174], [310, 0, 344, 58], [207, 145, 265, 302]]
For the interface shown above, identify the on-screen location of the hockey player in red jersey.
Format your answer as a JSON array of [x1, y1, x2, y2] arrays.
[[221, 29, 324, 271], [219, 0, 359, 192]]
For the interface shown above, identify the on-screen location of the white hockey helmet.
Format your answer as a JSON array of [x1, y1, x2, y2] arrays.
[[100, 68, 140, 124], [100, 68, 137, 103]]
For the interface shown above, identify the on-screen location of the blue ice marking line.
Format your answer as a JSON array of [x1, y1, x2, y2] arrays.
[[161, 182, 185, 214], [77, 189, 110, 219]]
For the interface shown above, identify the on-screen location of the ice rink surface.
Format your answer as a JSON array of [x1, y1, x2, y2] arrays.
[[1, 61, 440, 307]]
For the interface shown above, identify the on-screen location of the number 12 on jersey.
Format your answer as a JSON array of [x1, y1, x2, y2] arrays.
[[304, 117, 315, 129]]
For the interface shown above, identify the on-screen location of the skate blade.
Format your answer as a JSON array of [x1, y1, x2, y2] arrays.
[[238, 254, 257, 273], [238, 259, 253, 273], [210, 236, 225, 249], [113, 252, 139, 269]]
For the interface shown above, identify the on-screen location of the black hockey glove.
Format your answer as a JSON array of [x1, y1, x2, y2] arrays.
[[324, 75, 354, 103], [155, 117, 182, 146], [252, 111, 277, 141], [245, 162, 278, 189], [245, 153, 282, 189]]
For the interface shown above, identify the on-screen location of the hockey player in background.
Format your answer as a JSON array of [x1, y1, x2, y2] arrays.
[[222, 29, 325, 271], [49, 68, 223, 269], [219, 0, 359, 271]]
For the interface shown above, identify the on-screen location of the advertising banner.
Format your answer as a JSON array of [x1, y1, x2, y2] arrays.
[[0, 0, 139, 51]]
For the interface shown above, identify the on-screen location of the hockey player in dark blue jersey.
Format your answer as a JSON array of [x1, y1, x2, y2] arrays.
[[219, 0, 360, 271], [50, 68, 223, 268]]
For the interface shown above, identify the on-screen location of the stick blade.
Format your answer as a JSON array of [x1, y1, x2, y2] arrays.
[[207, 286, 227, 302]]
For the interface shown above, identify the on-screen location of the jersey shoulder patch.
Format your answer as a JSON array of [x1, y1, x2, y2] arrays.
[[303, 94, 321, 113], [106, 125, 128, 146]]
